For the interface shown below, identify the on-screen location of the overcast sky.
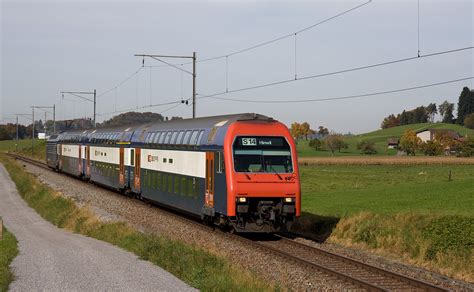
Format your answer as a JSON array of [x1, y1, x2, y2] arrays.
[[1, 0, 473, 133]]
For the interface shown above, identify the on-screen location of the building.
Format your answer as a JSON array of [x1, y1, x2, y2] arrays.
[[416, 129, 460, 143], [387, 138, 399, 149]]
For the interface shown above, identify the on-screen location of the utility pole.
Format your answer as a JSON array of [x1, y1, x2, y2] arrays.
[[32, 107, 34, 155], [60, 91, 96, 127], [15, 114, 32, 151], [134, 52, 197, 118], [53, 104, 56, 133], [30, 105, 55, 155]]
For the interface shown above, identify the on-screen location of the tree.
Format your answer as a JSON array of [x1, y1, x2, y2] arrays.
[[399, 129, 421, 155], [318, 126, 329, 137], [290, 122, 302, 139], [357, 140, 377, 155], [99, 111, 165, 127], [464, 113, 474, 129], [457, 137, 474, 157], [438, 101, 455, 123], [309, 138, 322, 150], [299, 122, 315, 140], [426, 103, 437, 122], [381, 114, 400, 129], [413, 106, 428, 123], [422, 140, 443, 156], [324, 133, 346, 155], [456, 87, 472, 125]]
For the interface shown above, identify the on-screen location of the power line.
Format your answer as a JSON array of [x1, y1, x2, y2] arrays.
[[147, 0, 372, 68], [193, 46, 473, 101], [96, 46, 473, 116], [206, 77, 473, 103], [97, 66, 143, 98]]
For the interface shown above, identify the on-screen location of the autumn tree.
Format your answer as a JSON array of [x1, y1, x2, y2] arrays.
[[381, 114, 400, 129], [300, 122, 315, 140], [438, 101, 455, 123], [422, 140, 443, 156], [290, 122, 302, 139], [399, 129, 422, 155]]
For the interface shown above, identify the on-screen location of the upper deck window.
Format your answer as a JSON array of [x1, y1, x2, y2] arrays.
[[233, 136, 293, 173]]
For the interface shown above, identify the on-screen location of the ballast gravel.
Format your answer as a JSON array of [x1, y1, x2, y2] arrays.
[[22, 161, 474, 291]]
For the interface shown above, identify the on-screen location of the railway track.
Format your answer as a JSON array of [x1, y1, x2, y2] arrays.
[[7, 153, 448, 291]]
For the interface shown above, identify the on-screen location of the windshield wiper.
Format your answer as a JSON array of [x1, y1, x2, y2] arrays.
[[267, 164, 283, 180]]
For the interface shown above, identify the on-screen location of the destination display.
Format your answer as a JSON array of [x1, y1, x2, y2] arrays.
[[238, 137, 285, 147]]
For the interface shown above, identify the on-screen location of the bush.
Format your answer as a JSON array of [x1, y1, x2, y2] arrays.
[[357, 141, 377, 155], [308, 138, 322, 150], [422, 140, 443, 156], [464, 113, 474, 129], [457, 137, 474, 157]]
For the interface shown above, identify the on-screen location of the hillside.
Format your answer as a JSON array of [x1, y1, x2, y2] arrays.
[[358, 123, 474, 142], [297, 123, 474, 157]]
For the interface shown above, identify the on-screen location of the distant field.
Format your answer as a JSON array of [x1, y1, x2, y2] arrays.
[[299, 156, 474, 165], [297, 122, 474, 157], [0, 139, 42, 152], [300, 164, 474, 216]]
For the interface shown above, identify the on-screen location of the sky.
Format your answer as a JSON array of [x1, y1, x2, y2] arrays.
[[1, 0, 473, 134]]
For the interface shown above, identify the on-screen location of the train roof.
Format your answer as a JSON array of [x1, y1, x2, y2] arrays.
[[52, 113, 276, 145]]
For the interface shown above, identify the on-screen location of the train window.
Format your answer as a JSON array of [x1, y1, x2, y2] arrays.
[[149, 132, 156, 144], [170, 131, 178, 144], [216, 152, 223, 173], [158, 131, 166, 144], [182, 130, 191, 145], [165, 131, 173, 144], [130, 149, 135, 166], [169, 158, 173, 164], [175, 131, 184, 145], [196, 130, 204, 145], [154, 132, 161, 144], [157, 172, 162, 190], [189, 130, 198, 145], [174, 175, 179, 194], [232, 136, 293, 173], [167, 174, 173, 193]]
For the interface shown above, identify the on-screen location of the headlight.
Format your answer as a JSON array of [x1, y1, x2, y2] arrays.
[[238, 197, 247, 203], [284, 197, 294, 203]]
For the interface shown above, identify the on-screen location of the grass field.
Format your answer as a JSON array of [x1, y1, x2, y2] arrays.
[[300, 164, 474, 216], [297, 122, 474, 157], [0, 227, 19, 292], [296, 164, 474, 281]]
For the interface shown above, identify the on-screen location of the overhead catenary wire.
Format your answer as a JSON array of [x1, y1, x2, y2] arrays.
[[206, 77, 473, 103], [97, 46, 473, 116], [146, 0, 373, 68], [97, 65, 143, 98], [192, 46, 473, 101]]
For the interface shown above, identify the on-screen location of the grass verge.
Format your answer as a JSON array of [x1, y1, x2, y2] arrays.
[[296, 164, 474, 282], [0, 227, 19, 292], [0, 154, 275, 291]]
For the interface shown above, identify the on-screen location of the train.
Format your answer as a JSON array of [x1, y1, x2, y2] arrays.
[[46, 113, 301, 232]]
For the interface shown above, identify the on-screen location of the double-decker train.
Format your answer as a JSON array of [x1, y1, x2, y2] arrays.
[[46, 113, 300, 232]]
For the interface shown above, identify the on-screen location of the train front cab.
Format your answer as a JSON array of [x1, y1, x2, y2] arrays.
[[224, 120, 301, 233]]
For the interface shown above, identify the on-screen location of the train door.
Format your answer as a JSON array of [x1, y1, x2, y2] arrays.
[[78, 146, 82, 175], [119, 147, 125, 186], [58, 144, 63, 169], [205, 152, 215, 208], [86, 146, 91, 177], [133, 148, 141, 191]]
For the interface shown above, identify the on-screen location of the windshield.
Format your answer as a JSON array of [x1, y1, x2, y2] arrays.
[[233, 136, 293, 173]]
